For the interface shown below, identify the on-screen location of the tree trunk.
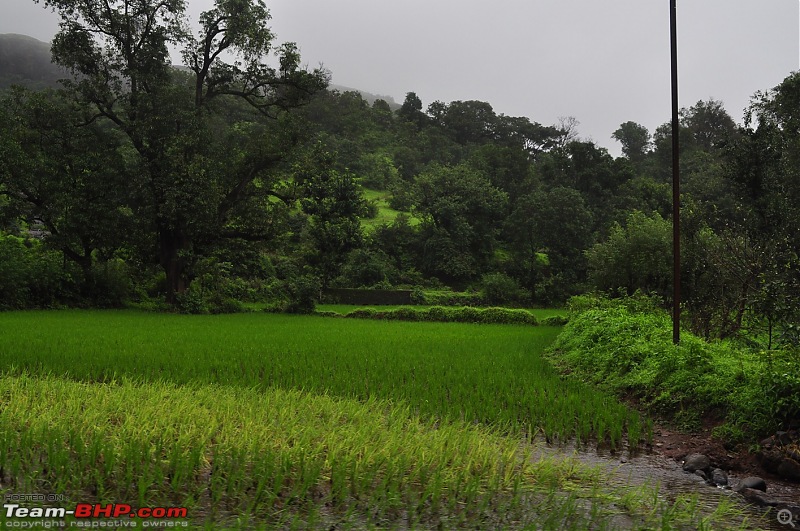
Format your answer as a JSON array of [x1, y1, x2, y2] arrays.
[[159, 226, 189, 305]]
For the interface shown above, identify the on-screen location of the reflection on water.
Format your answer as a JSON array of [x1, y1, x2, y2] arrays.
[[532, 440, 799, 530]]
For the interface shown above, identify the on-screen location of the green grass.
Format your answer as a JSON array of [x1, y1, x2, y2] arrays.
[[0, 373, 754, 530], [0, 310, 636, 445], [361, 188, 419, 230], [0, 310, 760, 529], [0, 374, 594, 528], [549, 298, 796, 443]]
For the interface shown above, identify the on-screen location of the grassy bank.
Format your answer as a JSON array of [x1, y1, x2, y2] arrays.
[[548, 296, 800, 444]]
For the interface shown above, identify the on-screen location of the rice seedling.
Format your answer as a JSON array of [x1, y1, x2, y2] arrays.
[[0, 310, 643, 447], [0, 373, 717, 529], [0, 311, 759, 528]]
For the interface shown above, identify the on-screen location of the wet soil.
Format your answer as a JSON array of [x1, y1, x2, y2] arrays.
[[649, 421, 799, 501]]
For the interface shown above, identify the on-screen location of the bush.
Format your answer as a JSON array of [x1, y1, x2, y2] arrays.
[[363, 200, 380, 219], [585, 211, 672, 299], [410, 287, 427, 304], [175, 285, 209, 314], [480, 272, 527, 306], [339, 305, 538, 326], [388, 183, 415, 211], [86, 259, 132, 308], [549, 295, 787, 443], [423, 290, 485, 307], [283, 275, 320, 314], [541, 315, 569, 326], [0, 234, 75, 309]]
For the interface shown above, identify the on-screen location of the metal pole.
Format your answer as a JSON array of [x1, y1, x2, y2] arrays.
[[670, 0, 681, 344]]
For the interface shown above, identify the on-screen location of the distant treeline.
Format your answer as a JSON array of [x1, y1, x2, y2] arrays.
[[1, 5, 799, 346]]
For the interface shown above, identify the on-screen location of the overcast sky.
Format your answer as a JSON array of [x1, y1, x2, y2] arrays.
[[0, 0, 797, 154]]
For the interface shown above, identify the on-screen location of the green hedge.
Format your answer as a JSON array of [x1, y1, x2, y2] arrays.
[[318, 305, 539, 325], [415, 290, 486, 307]]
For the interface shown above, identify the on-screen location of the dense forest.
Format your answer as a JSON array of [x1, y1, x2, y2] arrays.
[[1, 1, 799, 350]]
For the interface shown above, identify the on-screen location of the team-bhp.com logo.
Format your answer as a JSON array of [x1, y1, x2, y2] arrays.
[[3, 503, 188, 527]]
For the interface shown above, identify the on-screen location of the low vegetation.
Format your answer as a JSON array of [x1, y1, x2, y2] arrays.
[[0, 372, 753, 529], [0, 310, 762, 528], [0, 310, 638, 446], [549, 294, 800, 444]]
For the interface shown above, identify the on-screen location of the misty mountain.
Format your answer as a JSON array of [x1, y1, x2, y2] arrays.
[[329, 84, 399, 110], [0, 33, 67, 89], [0, 33, 400, 110]]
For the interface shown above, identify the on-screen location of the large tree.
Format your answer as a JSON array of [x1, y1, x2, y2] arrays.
[[414, 163, 507, 282], [36, 0, 328, 302], [0, 88, 132, 274]]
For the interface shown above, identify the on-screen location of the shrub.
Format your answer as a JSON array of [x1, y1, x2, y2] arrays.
[[86, 259, 132, 308], [542, 315, 569, 326], [410, 287, 427, 304], [387, 183, 414, 211], [549, 296, 784, 443], [363, 200, 380, 219], [175, 285, 209, 314], [344, 308, 377, 319], [283, 275, 321, 314], [480, 272, 526, 306], [423, 290, 485, 307], [0, 234, 74, 309], [340, 305, 539, 326]]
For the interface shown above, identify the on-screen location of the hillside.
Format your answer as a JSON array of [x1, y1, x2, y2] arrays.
[[329, 83, 400, 110], [0, 33, 66, 89], [0, 33, 400, 110]]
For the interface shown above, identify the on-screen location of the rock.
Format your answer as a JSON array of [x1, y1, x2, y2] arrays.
[[695, 470, 708, 481], [777, 431, 792, 446], [682, 453, 711, 473], [760, 436, 774, 449], [758, 448, 784, 473], [736, 476, 767, 492], [777, 457, 800, 481], [711, 468, 728, 487], [788, 447, 800, 462], [738, 487, 781, 507]]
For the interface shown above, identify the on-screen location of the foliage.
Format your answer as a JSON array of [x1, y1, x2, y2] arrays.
[[4, 17, 800, 337], [297, 147, 369, 287], [28, 0, 328, 304], [282, 274, 320, 314], [414, 163, 507, 281], [418, 290, 485, 307], [612, 121, 651, 161], [586, 211, 672, 299], [0, 233, 75, 309], [337, 305, 540, 326], [762, 348, 800, 427], [479, 272, 527, 306], [551, 295, 795, 443]]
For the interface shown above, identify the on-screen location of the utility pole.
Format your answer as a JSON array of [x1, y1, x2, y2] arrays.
[[670, 0, 681, 344]]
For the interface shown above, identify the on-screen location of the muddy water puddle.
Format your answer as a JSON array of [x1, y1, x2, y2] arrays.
[[533, 441, 799, 530]]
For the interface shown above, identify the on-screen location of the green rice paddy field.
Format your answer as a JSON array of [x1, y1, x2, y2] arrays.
[[0, 311, 755, 529]]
